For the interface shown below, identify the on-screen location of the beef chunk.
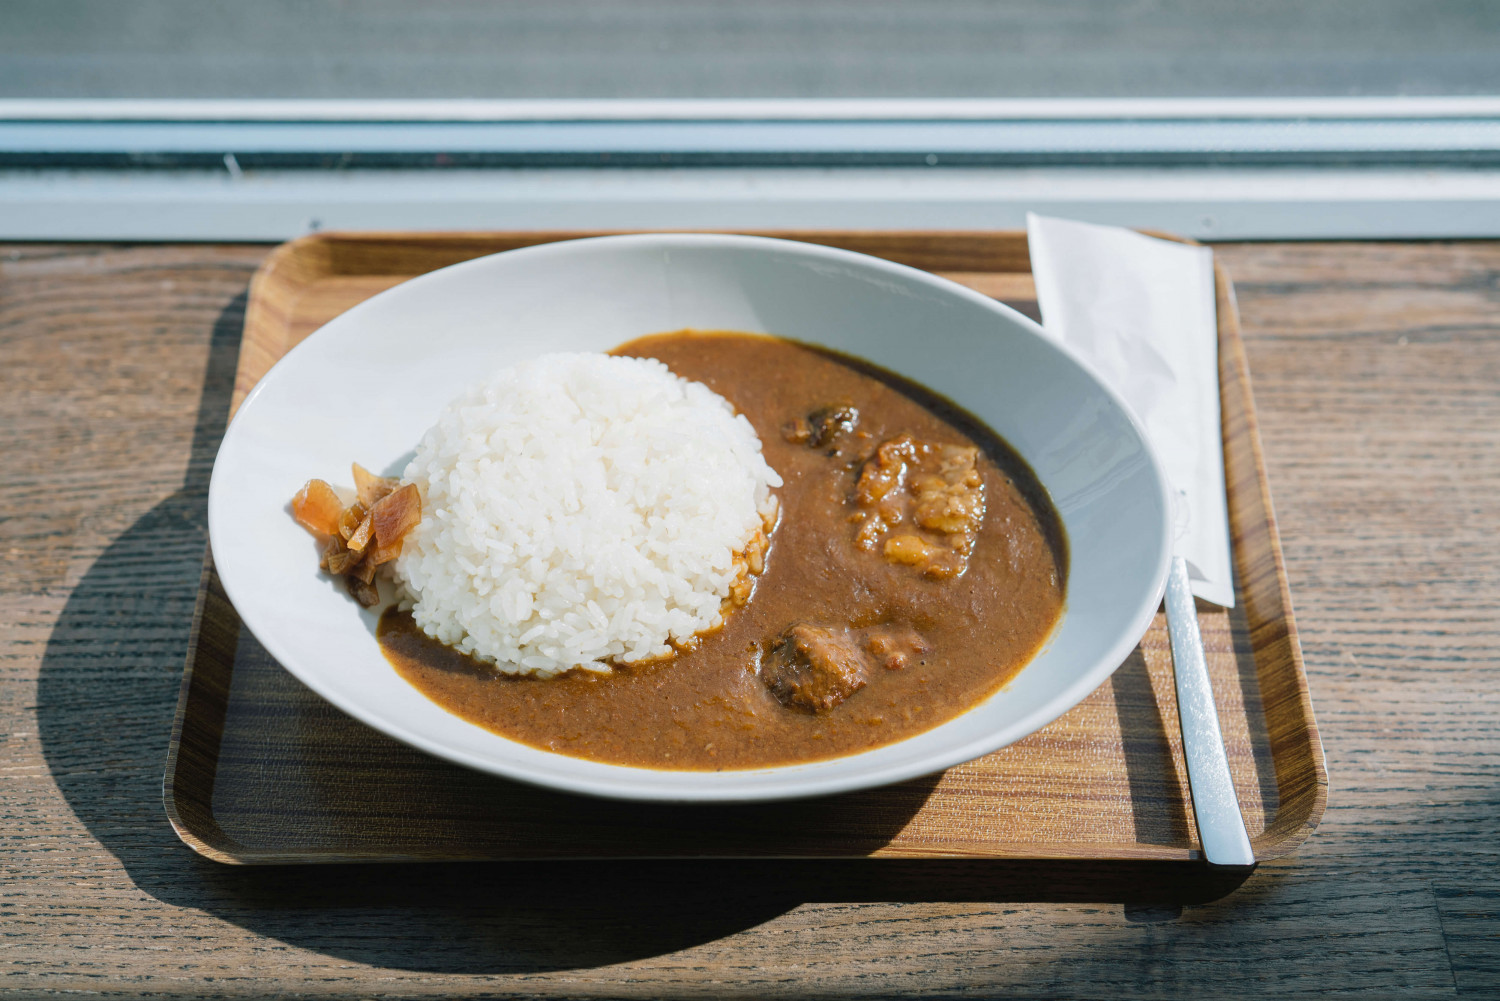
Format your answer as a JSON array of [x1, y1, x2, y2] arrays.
[[782, 402, 859, 448], [852, 435, 985, 579], [762, 623, 872, 713], [807, 403, 859, 446]]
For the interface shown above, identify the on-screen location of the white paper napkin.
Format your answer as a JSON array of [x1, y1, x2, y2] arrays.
[[1026, 213, 1234, 608]]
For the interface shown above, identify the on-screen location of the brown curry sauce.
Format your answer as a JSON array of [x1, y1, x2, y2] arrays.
[[377, 331, 1066, 770]]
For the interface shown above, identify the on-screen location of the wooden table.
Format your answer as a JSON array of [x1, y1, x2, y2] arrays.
[[2, 240, 1496, 997]]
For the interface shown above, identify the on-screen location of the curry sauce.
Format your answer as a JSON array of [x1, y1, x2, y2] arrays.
[[378, 331, 1066, 770]]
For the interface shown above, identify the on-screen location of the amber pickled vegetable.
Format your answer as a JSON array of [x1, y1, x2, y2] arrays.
[[372, 483, 421, 546], [347, 577, 380, 607], [336, 502, 368, 541], [318, 535, 342, 571], [346, 511, 375, 553], [366, 535, 404, 567], [325, 539, 364, 575], [291, 466, 423, 608], [350, 553, 380, 585], [353, 463, 400, 508], [292, 479, 343, 536]]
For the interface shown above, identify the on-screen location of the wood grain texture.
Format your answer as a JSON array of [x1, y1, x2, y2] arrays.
[[176, 229, 1321, 866], [2, 238, 1497, 997]]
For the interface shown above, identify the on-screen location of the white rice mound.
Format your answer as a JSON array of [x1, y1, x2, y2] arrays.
[[394, 352, 782, 677]]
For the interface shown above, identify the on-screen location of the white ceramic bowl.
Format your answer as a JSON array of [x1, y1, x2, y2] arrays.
[[210, 234, 1171, 802]]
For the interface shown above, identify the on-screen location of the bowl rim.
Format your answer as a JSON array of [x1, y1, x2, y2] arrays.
[[211, 232, 1174, 802]]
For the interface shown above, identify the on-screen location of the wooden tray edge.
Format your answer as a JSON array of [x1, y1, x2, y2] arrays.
[[228, 234, 338, 416], [163, 554, 251, 865], [179, 843, 1202, 867], [1216, 268, 1329, 859]]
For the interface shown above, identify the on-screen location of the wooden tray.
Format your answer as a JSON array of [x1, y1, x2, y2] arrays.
[[165, 230, 1326, 865]]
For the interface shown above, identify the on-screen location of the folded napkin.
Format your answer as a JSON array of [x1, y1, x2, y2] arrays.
[[1026, 213, 1234, 608]]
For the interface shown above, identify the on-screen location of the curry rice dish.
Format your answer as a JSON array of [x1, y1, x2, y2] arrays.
[[299, 331, 1067, 771]]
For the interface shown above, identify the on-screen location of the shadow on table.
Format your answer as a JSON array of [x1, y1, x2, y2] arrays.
[[35, 291, 1250, 977]]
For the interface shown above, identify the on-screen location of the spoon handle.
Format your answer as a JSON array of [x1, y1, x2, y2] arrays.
[[1165, 554, 1255, 867]]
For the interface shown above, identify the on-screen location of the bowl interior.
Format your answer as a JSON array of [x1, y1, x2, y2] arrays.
[[209, 234, 1171, 801]]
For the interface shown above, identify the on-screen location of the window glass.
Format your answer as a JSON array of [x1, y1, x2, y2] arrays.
[[4, 0, 1498, 100]]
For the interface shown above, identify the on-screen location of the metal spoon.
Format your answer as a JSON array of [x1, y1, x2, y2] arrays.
[[1164, 554, 1255, 867]]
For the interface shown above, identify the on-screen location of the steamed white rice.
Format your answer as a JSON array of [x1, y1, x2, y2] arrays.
[[393, 352, 782, 677]]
